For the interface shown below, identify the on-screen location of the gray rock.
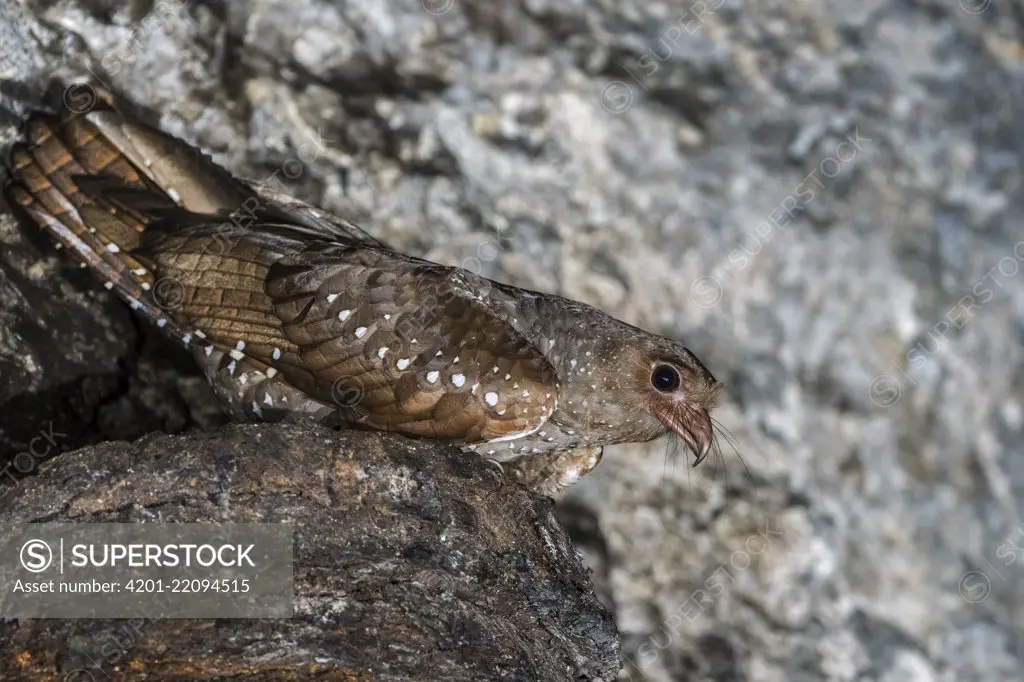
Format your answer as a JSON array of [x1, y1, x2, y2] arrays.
[[1, 0, 1022, 680], [0, 423, 619, 680]]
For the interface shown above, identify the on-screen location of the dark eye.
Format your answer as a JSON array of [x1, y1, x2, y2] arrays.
[[650, 364, 681, 393]]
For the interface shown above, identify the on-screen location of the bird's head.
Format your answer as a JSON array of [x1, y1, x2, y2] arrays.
[[548, 311, 724, 464], [637, 344, 722, 465], [560, 332, 722, 465]]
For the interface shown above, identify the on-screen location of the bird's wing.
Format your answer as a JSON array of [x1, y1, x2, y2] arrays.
[[248, 183, 389, 248], [263, 243, 560, 443], [141, 221, 560, 443]]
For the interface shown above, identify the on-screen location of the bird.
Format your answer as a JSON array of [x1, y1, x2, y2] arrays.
[[2, 85, 721, 496]]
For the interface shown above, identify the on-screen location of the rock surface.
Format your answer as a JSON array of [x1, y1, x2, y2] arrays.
[[0, 423, 619, 681], [1, 0, 1022, 680]]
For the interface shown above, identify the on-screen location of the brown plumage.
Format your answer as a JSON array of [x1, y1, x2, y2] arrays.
[[3, 87, 721, 495]]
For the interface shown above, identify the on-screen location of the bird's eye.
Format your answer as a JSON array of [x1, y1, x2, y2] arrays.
[[650, 364, 681, 393]]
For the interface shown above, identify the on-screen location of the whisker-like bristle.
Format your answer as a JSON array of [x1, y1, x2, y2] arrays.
[[662, 435, 680, 487], [667, 432, 720, 498], [709, 433, 726, 489], [711, 417, 761, 501], [662, 438, 670, 484]]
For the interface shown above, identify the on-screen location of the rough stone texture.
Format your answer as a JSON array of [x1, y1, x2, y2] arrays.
[[0, 423, 619, 681], [1, 0, 1023, 681]]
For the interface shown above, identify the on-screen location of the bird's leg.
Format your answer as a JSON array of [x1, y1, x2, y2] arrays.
[[504, 447, 603, 498]]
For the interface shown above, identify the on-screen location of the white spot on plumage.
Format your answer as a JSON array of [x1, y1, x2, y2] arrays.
[[339, 309, 352, 321], [230, 350, 245, 361], [239, 373, 248, 385], [484, 392, 498, 407], [384, 314, 391, 320], [378, 347, 389, 359], [182, 334, 191, 345], [157, 319, 167, 328], [453, 356, 460, 364], [133, 267, 147, 276], [327, 294, 339, 303], [522, 391, 530, 398], [272, 348, 282, 360], [228, 360, 237, 375], [204, 346, 214, 356], [106, 243, 120, 253], [167, 187, 182, 203], [570, 359, 577, 369], [195, 330, 207, 339], [251, 400, 262, 417], [426, 371, 439, 384], [451, 373, 465, 387], [266, 367, 278, 378], [141, 282, 151, 291], [397, 358, 411, 370], [104, 281, 114, 290], [264, 393, 274, 406], [504, 373, 511, 381], [471, 383, 479, 395], [492, 366, 499, 373], [354, 326, 367, 338], [236, 340, 246, 351]]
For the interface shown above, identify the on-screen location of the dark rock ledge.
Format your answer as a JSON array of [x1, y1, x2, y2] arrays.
[[0, 423, 620, 681]]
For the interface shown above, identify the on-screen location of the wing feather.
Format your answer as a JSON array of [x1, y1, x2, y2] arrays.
[[266, 246, 559, 442]]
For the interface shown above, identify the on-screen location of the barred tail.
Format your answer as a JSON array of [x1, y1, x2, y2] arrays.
[[3, 85, 251, 330], [5, 101, 160, 303], [3, 85, 333, 425]]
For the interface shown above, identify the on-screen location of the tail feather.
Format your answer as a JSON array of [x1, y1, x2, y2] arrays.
[[4, 86, 337, 426], [6, 109, 159, 304], [84, 110, 252, 215]]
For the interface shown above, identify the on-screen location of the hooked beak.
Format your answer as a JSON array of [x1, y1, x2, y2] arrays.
[[653, 403, 715, 467]]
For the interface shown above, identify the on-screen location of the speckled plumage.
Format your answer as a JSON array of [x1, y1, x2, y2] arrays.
[[4, 89, 721, 495]]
